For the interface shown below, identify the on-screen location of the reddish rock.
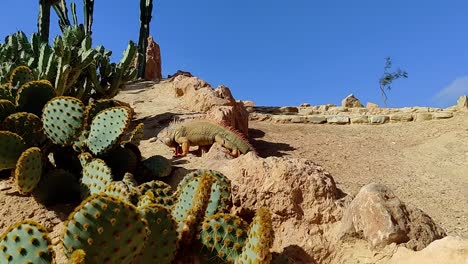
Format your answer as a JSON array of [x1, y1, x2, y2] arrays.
[[143, 36, 162, 81]]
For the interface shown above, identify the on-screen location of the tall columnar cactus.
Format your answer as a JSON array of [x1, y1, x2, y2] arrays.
[[199, 214, 249, 263], [83, 0, 95, 36], [14, 147, 43, 194], [38, 0, 60, 43], [137, 0, 153, 78], [62, 194, 149, 263], [0, 220, 54, 263], [42, 96, 85, 146]]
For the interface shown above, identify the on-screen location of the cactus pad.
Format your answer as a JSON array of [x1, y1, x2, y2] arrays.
[[87, 106, 132, 155], [236, 208, 274, 264], [3, 112, 45, 147], [103, 173, 138, 203], [199, 213, 249, 263], [0, 99, 15, 122], [0, 86, 14, 102], [138, 204, 178, 264], [129, 180, 173, 207], [83, 99, 122, 129], [62, 194, 149, 264], [9, 66, 35, 89], [16, 80, 56, 116], [33, 169, 81, 206], [141, 155, 172, 178], [126, 122, 144, 146], [79, 154, 113, 198], [0, 131, 27, 170], [102, 145, 138, 180], [42, 96, 85, 146], [14, 147, 43, 194], [0, 220, 54, 264], [172, 174, 213, 243]]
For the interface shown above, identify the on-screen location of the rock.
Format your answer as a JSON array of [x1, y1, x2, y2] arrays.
[[327, 116, 350, 124], [298, 107, 318, 115], [456, 95, 468, 110], [366, 102, 379, 109], [340, 183, 445, 249], [167, 70, 193, 79], [415, 113, 433, 122], [390, 113, 414, 122], [328, 106, 349, 113], [390, 236, 468, 264], [172, 75, 212, 97], [433, 112, 453, 119], [342, 94, 364, 108], [350, 107, 368, 114], [143, 36, 162, 81], [240, 100, 256, 107], [350, 116, 369, 124], [272, 115, 292, 123], [291, 116, 307, 123], [279, 106, 299, 115], [307, 116, 327, 124], [369, 115, 390, 124], [203, 142, 233, 160], [299, 103, 311, 107], [318, 105, 330, 112]]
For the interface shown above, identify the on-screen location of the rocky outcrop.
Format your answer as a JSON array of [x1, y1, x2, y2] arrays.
[[342, 94, 363, 108], [457, 95, 468, 111], [339, 183, 446, 249], [143, 36, 162, 81]]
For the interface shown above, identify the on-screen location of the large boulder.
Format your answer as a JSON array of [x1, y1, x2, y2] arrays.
[[144, 36, 162, 81], [339, 183, 446, 249], [342, 94, 364, 108], [457, 95, 468, 111]]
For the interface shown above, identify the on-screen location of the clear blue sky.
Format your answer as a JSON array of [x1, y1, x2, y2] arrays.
[[1, 1, 468, 107]]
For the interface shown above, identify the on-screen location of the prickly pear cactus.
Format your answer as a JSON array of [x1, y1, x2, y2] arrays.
[[79, 154, 113, 198], [172, 174, 213, 243], [42, 96, 85, 146], [0, 99, 15, 122], [141, 155, 172, 178], [3, 112, 45, 146], [33, 169, 81, 206], [199, 213, 249, 263], [176, 169, 232, 217], [0, 131, 27, 170], [102, 145, 139, 180], [62, 194, 149, 264], [126, 122, 144, 146], [138, 204, 178, 264], [83, 99, 127, 129], [236, 208, 274, 264], [0, 85, 14, 102], [104, 173, 138, 202], [87, 106, 132, 155], [16, 80, 56, 116], [9, 66, 34, 89], [130, 180, 174, 207], [0, 220, 54, 264], [68, 249, 86, 264], [14, 147, 43, 194]]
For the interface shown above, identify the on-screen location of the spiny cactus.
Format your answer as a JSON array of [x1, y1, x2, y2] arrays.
[[130, 180, 174, 207], [104, 173, 138, 202], [0, 99, 16, 122], [42, 96, 85, 146], [199, 213, 249, 263], [0, 220, 54, 264], [236, 208, 274, 264], [83, 99, 123, 128], [62, 194, 149, 264], [138, 204, 178, 264], [79, 153, 113, 198], [140, 154, 172, 178], [126, 122, 144, 146], [137, 0, 153, 78], [9, 66, 35, 90], [87, 106, 133, 155], [0, 85, 14, 102], [3, 112, 45, 147], [16, 80, 56, 116], [14, 147, 43, 194], [0, 131, 27, 170], [172, 174, 214, 244], [101, 144, 139, 180], [33, 169, 80, 206]]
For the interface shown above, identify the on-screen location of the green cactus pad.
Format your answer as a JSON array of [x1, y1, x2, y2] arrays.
[[14, 147, 43, 194], [101, 145, 138, 180], [103, 173, 137, 203], [171, 174, 213, 243], [72, 129, 89, 152], [0, 131, 27, 170], [79, 154, 113, 198], [176, 169, 232, 217], [3, 112, 45, 147], [9, 66, 35, 89], [141, 155, 172, 178], [42, 96, 85, 146], [49, 146, 82, 175], [83, 99, 122, 129], [0, 86, 14, 102], [16, 80, 56, 116], [129, 180, 173, 207], [236, 208, 274, 264], [199, 213, 249, 263], [126, 122, 144, 146], [138, 204, 178, 264], [0, 99, 16, 123], [62, 194, 149, 264], [33, 169, 81, 206], [87, 106, 133, 155], [0, 220, 54, 264]]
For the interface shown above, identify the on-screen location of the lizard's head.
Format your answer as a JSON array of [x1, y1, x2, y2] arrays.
[[157, 127, 177, 147]]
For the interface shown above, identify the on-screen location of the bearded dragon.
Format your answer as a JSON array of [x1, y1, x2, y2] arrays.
[[157, 119, 254, 157]]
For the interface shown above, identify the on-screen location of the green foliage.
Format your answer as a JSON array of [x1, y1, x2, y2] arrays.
[[3, 112, 45, 147], [137, 0, 154, 78], [104, 173, 138, 202], [9, 65, 34, 89], [379, 57, 408, 106], [62, 194, 149, 264], [14, 147, 43, 194], [130, 180, 174, 207], [16, 80, 56, 116], [0, 220, 54, 264], [79, 153, 113, 198], [0, 131, 27, 170], [0, 99, 16, 122]]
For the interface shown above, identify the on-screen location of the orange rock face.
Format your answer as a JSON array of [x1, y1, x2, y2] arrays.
[[144, 36, 162, 81]]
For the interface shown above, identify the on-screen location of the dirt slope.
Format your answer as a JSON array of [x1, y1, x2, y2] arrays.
[[249, 115, 468, 238]]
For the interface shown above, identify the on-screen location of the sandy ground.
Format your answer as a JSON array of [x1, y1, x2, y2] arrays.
[[249, 115, 468, 238]]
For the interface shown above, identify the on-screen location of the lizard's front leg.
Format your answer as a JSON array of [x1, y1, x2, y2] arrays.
[[175, 137, 190, 156]]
